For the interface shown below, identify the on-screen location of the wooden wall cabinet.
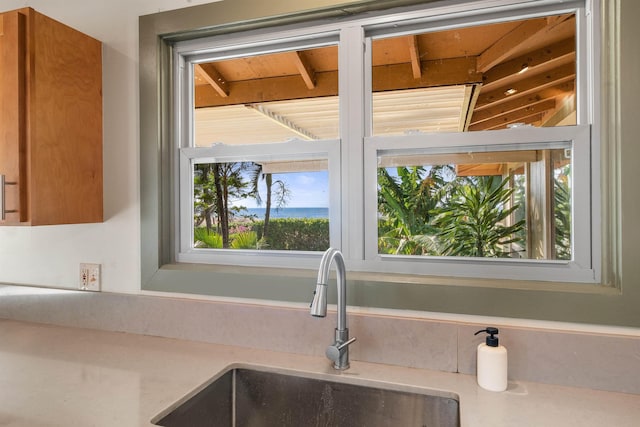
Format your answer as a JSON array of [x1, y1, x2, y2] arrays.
[[0, 8, 102, 225]]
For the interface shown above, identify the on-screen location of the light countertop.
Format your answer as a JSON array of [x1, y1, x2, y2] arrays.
[[0, 319, 638, 427]]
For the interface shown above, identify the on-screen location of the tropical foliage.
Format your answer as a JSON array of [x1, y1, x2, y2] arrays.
[[194, 158, 564, 259], [230, 231, 258, 249], [377, 166, 450, 255], [194, 161, 289, 249], [194, 161, 329, 252], [377, 166, 526, 258], [194, 162, 252, 248], [431, 176, 525, 257], [554, 164, 572, 260], [194, 227, 223, 248], [253, 218, 329, 251], [194, 219, 329, 251], [247, 163, 291, 244]]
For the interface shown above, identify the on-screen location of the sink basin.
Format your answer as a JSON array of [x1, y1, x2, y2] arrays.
[[153, 367, 460, 427]]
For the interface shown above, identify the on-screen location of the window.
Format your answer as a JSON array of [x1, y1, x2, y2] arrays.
[[192, 162, 330, 251], [172, 0, 599, 283], [375, 145, 573, 260], [175, 36, 341, 269]]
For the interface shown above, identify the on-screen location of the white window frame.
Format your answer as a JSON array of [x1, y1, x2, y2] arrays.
[[361, 126, 593, 282], [177, 141, 341, 269], [172, 0, 601, 284], [173, 31, 343, 269]]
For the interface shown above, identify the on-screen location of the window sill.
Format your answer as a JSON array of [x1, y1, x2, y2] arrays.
[[151, 262, 618, 296]]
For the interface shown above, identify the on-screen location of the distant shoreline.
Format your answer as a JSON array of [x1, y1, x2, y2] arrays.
[[242, 207, 328, 219]]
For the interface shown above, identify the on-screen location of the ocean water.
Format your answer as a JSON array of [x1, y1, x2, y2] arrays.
[[244, 207, 328, 219]]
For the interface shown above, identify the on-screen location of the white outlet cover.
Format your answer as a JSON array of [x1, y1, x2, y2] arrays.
[[79, 263, 101, 291]]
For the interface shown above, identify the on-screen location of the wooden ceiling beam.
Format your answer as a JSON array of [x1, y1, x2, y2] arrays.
[[477, 18, 549, 73], [470, 81, 574, 125], [195, 63, 229, 98], [196, 71, 338, 108], [287, 51, 316, 90], [195, 57, 481, 108], [456, 164, 505, 177], [470, 102, 553, 131], [477, 15, 571, 73], [373, 56, 481, 91], [541, 94, 576, 127], [408, 35, 422, 79], [474, 62, 575, 110], [482, 38, 575, 89]]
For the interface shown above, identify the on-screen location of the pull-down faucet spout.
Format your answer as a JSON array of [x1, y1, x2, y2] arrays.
[[310, 248, 356, 370]]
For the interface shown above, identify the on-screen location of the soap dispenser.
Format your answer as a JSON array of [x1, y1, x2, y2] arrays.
[[474, 327, 508, 392]]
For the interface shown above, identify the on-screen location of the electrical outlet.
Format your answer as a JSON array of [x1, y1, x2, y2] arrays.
[[79, 263, 101, 291]]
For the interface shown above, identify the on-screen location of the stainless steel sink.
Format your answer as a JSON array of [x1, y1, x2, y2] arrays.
[[153, 367, 460, 427]]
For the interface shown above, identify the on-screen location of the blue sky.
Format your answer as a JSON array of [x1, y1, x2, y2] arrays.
[[237, 170, 329, 209]]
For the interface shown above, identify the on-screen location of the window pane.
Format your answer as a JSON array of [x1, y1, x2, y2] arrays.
[[370, 13, 576, 136], [194, 45, 339, 146], [377, 147, 572, 260], [193, 161, 330, 251]]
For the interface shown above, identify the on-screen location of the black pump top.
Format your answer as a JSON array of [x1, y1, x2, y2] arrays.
[[474, 327, 500, 347]]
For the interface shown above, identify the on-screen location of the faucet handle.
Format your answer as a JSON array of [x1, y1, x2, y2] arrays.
[[338, 336, 357, 349], [325, 337, 357, 363]]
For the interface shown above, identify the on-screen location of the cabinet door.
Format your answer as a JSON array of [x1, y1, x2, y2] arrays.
[[0, 11, 27, 223]]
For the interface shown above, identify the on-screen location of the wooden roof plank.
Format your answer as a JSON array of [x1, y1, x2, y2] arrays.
[[196, 57, 481, 107], [477, 18, 549, 73], [287, 51, 316, 90], [408, 35, 422, 79], [541, 94, 576, 127], [482, 38, 576, 88], [195, 71, 338, 108], [477, 14, 572, 73], [373, 56, 481, 91], [456, 163, 504, 177], [478, 111, 547, 131], [195, 63, 229, 97], [469, 99, 556, 131], [474, 62, 575, 110], [470, 81, 574, 125]]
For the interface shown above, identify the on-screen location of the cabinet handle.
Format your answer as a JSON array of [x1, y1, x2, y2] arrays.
[[0, 175, 18, 221]]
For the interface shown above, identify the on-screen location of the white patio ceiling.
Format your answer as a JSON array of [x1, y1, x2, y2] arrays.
[[194, 85, 472, 147]]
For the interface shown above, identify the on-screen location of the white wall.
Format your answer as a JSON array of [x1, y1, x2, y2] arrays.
[[0, 0, 217, 293]]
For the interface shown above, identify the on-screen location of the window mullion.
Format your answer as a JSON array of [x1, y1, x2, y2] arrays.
[[339, 26, 366, 261], [174, 52, 191, 262]]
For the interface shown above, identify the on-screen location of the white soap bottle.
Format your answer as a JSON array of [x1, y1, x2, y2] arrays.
[[474, 327, 508, 392]]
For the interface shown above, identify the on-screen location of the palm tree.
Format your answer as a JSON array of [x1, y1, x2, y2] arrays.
[[194, 163, 216, 232], [377, 166, 451, 255], [212, 163, 229, 246], [248, 162, 290, 244], [194, 162, 251, 248], [431, 176, 525, 257]]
